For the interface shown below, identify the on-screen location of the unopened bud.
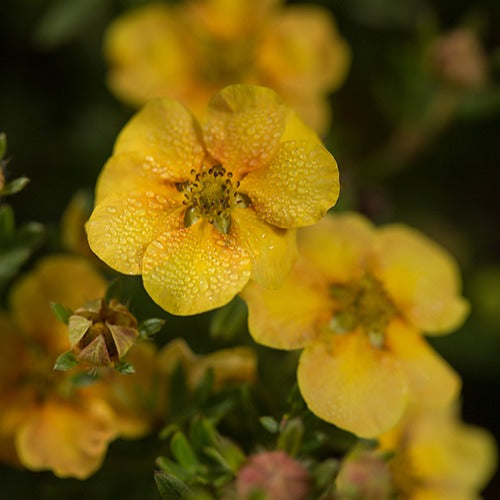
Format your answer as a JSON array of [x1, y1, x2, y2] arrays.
[[68, 299, 139, 367]]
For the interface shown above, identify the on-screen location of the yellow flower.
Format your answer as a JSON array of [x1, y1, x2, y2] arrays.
[[379, 404, 497, 499], [0, 256, 156, 478], [157, 338, 257, 391], [241, 213, 468, 437], [104, 0, 350, 132], [86, 84, 339, 315]]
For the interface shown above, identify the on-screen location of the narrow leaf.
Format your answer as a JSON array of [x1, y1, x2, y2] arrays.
[[139, 317, 165, 338], [0, 177, 30, 196], [154, 470, 190, 500], [53, 351, 78, 371], [170, 432, 199, 472], [50, 302, 72, 324]]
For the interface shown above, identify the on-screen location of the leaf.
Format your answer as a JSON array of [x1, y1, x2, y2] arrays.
[[154, 470, 190, 500], [259, 416, 279, 434], [0, 204, 15, 241], [71, 372, 99, 388], [114, 360, 136, 375], [0, 177, 30, 196], [50, 302, 72, 324], [209, 296, 247, 341], [104, 277, 123, 303], [170, 432, 199, 473], [53, 351, 78, 371], [277, 418, 304, 457], [139, 317, 165, 338], [0, 132, 6, 160]]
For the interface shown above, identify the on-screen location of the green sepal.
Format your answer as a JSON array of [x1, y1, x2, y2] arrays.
[[53, 351, 78, 371], [114, 360, 136, 375], [50, 301, 72, 324], [154, 470, 191, 500], [139, 317, 166, 338]]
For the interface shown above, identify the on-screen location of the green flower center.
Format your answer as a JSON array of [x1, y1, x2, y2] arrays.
[[177, 164, 250, 234], [329, 273, 397, 347]]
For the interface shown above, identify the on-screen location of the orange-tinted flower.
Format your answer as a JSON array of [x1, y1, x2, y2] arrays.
[[379, 404, 497, 499], [242, 213, 468, 437], [0, 256, 156, 478], [86, 85, 339, 315], [104, 0, 350, 132]]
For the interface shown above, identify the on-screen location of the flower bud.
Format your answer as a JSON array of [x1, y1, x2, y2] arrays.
[[68, 299, 138, 367], [236, 451, 310, 500]]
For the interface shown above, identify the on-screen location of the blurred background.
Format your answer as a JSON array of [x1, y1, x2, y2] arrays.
[[1, 0, 499, 497]]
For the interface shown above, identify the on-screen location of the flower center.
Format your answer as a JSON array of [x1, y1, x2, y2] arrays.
[[177, 164, 250, 234], [329, 273, 397, 347]]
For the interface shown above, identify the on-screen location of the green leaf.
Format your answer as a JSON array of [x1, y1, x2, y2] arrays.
[[0, 177, 30, 196], [170, 432, 199, 473], [50, 302, 72, 324], [277, 418, 304, 457], [209, 296, 247, 341], [259, 416, 279, 434], [71, 372, 99, 388], [160, 424, 181, 441], [0, 132, 6, 160], [114, 360, 136, 375], [0, 204, 15, 241], [156, 457, 190, 483], [53, 351, 78, 371], [154, 470, 190, 500], [139, 317, 165, 338], [193, 368, 214, 406]]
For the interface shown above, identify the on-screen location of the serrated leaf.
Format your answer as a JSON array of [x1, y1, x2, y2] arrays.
[[50, 302, 72, 324], [0, 177, 30, 196], [53, 351, 78, 371], [114, 360, 135, 375], [154, 470, 190, 500], [139, 317, 165, 338], [259, 416, 279, 434], [0, 133, 6, 160], [170, 432, 199, 473], [209, 296, 247, 341]]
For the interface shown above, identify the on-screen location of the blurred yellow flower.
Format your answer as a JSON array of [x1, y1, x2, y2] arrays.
[[86, 84, 339, 315], [379, 404, 497, 499], [104, 0, 350, 132], [242, 213, 469, 437], [0, 256, 157, 478]]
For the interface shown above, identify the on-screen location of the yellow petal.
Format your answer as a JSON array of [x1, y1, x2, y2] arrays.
[[142, 220, 252, 315], [104, 4, 190, 107], [16, 397, 116, 479], [374, 225, 470, 334], [113, 99, 205, 181], [241, 259, 331, 349], [280, 105, 327, 144], [298, 213, 375, 283], [408, 409, 497, 494], [231, 207, 297, 289], [202, 84, 287, 176], [86, 191, 183, 274], [9, 256, 106, 353], [95, 152, 179, 204], [239, 140, 339, 228], [385, 320, 461, 408], [297, 332, 409, 438]]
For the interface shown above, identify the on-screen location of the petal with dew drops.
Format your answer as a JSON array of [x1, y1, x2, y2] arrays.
[[9, 256, 106, 353], [239, 140, 339, 228], [280, 108, 323, 145], [374, 225, 470, 335], [385, 319, 461, 409], [16, 398, 116, 479], [113, 99, 205, 182], [142, 220, 252, 315], [86, 190, 183, 275], [96, 152, 178, 204], [202, 84, 287, 176], [298, 213, 375, 284], [241, 259, 332, 350], [298, 331, 409, 438], [231, 207, 297, 289]]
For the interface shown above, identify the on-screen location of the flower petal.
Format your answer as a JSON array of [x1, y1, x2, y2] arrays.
[[16, 398, 116, 479], [297, 332, 409, 438], [241, 260, 332, 350], [86, 191, 183, 274], [202, 84, 287, 176], [239, 140, 339, 228], [231, 207, 297, 288], [142, 220, 252, 315], [374, 225, 470, 334], [385, 320, 461, 408], [298, 213, 375, 283], [9, 256, 106, 353], [113, 98, 205, 181]]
